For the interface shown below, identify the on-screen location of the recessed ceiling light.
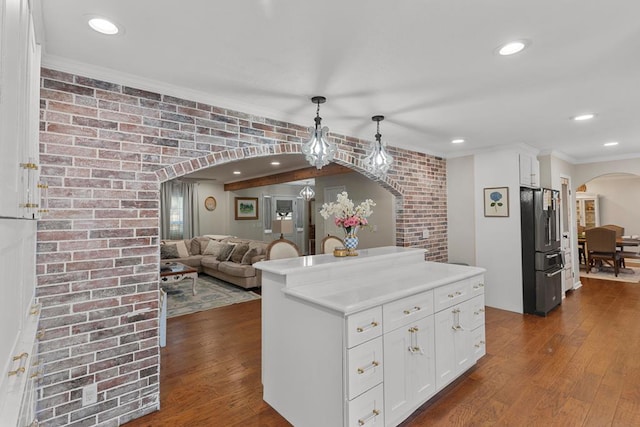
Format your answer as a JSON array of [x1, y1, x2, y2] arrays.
[[573, 113, 595, 121], [270, 161, 280, 166], [451, 139, 465, 144], [497, 40, 529, 56], [603, 141, 619, 147], [88, 17, 119, 35], [233, 171, 241, 175]]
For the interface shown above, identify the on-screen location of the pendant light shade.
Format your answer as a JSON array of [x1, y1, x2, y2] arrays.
[[299, 182, 315, 200], [302, 96, 337, 169], [364, 115, 394, 176]]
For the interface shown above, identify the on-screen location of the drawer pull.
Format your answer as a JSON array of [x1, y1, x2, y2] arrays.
[[403, 306, 421, 315], [358, 409, 380, 426], [447, 293, 455, 298], [475, 340, 486, 348], [13, 352, 28, 361], [452, 325, 463, 331], [356, 321, 379, 333], [8, 367, 25, 376], [474, 283, 485, 289], [357, 360, 380, 374]]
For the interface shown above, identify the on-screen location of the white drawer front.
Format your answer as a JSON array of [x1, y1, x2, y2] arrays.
[[382, 290, 433, 333], [347, 337, 383, 400], [433, 279, 471, 312], [347, 383, 384, 427], [469, 275, 485, 297], [469, 294, 485, 330], [346, 306, 383, 349], [472, 324, 486, 361]]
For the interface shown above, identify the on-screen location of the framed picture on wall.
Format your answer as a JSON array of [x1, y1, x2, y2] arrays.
[[484, 187, 509, 217], [235, 197, 259, 220]]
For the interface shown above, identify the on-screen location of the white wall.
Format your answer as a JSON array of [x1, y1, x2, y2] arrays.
[[447, 156, 476, 265], [474, 149, 524, 313], [583, 174, 640, 236], [573, 158, 640, 188], [314, 172, 396, 252], [196, 181, 230, 235]]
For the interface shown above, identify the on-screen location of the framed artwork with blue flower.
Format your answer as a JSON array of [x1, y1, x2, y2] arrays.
[[484, 187, 509, 217]]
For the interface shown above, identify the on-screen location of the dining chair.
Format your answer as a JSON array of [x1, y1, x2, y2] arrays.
[[321, 235, 344, 254], [602, 224, 624, 237], [265, 238, 301, 261], [585, 227, 623, 276]]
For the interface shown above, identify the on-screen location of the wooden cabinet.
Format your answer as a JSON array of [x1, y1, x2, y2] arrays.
[[257, 248, 486, 427], [519, 153, 540, 188], [576, 193, 599, 229]]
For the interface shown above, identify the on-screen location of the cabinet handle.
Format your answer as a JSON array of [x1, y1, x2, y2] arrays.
[[447, 293, 455, 298], [36, 329, 45, 340], [473, 283, 485, 289], [475, 340, 486, 348], [13, 352, 29, 361], [356, 321, 379, 333], [455, 291, 462, 296], [8, 367, 26, 376], [403, 306, 421, 315], [451, 325, 463, 331], [357, 360, 380, 374], [358, 409, 380, 426]]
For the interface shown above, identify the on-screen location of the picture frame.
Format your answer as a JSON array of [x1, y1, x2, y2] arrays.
[[484, 187, 509, 217], [204, 196, 217, 211], [234, 197, 259, 220]]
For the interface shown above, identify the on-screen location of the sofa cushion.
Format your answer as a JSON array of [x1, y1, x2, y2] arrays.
[[162, 240, 190, 257], [241, 247, 259, 265], [230, 243, 250, 263], [217, 243, 237, 261], [248, 240, 267, 255], [202, 240, 225, 256], [160, 244, 180, 259], [201, 256, 221, 271], [219, 261, 256, 278]]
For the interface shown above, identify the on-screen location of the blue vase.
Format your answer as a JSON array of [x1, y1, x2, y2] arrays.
[[344, 231, 359, 256]]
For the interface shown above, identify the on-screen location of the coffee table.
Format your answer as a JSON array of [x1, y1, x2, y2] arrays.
[[160, 262, 199, 295]]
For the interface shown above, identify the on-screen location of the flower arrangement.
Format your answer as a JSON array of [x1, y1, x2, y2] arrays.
[[320, 191, 375, 235]]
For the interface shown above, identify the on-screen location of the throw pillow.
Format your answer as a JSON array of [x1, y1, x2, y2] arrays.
[[230, 243, 250, 264], [202, 240, 224, 256], [160, 244, 179, 259], [216, 243, 237, 261], [241, 248, 259, 265], [175, 240, 190, 258]]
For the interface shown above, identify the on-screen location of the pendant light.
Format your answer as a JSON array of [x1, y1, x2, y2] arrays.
[[364, 115, 394, 176], [302, 96, 336, 169], [299, 181, 315, 200]]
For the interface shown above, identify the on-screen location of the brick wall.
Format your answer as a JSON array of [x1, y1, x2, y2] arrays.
[[36, 67, 447, 426]]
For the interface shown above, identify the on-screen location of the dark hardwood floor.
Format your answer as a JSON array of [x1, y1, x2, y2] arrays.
[[124, 276, 640, 427]]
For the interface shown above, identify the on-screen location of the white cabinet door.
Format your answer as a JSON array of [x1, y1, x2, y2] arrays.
[[519, 153, 540, 188], [0, 0, 40, 219], [384, 315, 436, 427], [383, 324, 412, 426], [434, 298, 478, 389]]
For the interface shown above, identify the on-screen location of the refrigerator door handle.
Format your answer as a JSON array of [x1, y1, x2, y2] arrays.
[[546, 268, 563, 278], [545, 253, 559, 259]]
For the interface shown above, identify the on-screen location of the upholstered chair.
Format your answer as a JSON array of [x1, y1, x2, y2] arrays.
[[585, 227, 622, 276], [321, 235, 344, 254], [265, 238, 301, 261]]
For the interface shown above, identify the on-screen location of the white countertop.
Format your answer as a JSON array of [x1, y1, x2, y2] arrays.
[[276, 260, 485, 315], [254, 246, 425, 275]]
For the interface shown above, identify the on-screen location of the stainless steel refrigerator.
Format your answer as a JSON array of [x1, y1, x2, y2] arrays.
[[521, 187, 564, 316]]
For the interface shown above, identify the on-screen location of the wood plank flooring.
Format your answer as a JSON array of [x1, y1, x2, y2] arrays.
[[124, 276, 640, 427]]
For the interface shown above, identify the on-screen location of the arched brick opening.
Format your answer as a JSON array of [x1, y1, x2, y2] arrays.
[[154, 144, 406, 241]]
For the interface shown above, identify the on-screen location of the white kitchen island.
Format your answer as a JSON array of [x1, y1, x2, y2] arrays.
[[255, 246, 486, 427]]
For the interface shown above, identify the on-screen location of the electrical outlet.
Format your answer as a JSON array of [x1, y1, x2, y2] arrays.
[[422, 229, 429, 238], [82, 383, 98, 406]]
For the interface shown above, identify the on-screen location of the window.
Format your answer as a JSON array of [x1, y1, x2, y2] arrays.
[[169, 193, 184, 240]]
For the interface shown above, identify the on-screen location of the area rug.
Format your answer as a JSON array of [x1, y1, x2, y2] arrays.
[[579, 266, 640, 283], [164, 274, 260, 318]]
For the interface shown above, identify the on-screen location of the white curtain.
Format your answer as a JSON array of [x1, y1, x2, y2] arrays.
[[160, 180, 200, 240]]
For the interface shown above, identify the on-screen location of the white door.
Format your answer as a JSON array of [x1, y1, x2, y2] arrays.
[[560, 177, 575, 292]]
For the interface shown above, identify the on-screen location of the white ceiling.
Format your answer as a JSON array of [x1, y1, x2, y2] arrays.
[[35, 0, 640, 165]]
